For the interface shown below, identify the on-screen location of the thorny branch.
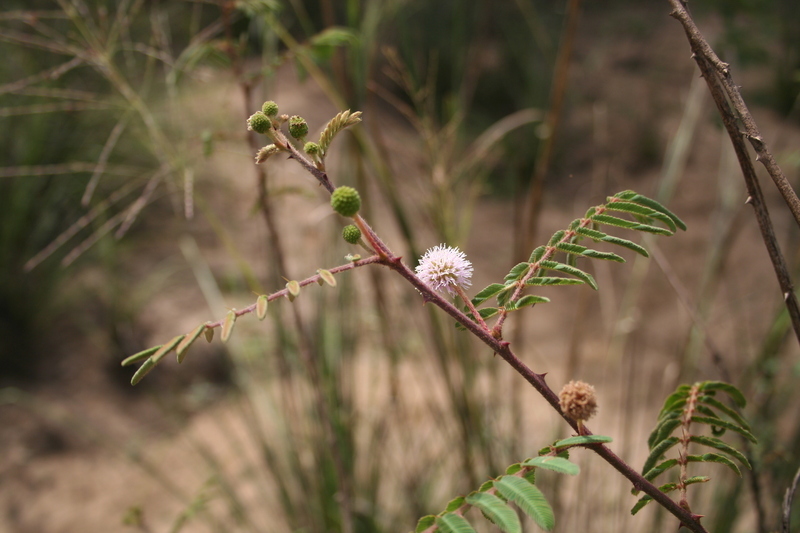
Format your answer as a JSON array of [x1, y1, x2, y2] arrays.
[[667, 0, 800, 350]]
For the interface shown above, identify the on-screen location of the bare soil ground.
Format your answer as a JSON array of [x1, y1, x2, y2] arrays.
[[2, 5, 799, 533]]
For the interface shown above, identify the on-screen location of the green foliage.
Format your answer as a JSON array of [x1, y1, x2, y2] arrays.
[[412, 450, 585, 533], [631, 381, 755, 515], [468, 191, 685, 323]]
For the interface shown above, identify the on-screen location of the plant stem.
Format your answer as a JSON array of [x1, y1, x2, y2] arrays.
[[666, 0, 800, 351]]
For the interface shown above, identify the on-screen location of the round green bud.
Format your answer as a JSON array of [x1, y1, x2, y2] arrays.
[[330, 186, 361, 217], [304, 141, 320, 156], [247, 112, 271, 134], [261, 100, 279, 117], [342, 224, 362, 244], [288, 115, 309, 140]]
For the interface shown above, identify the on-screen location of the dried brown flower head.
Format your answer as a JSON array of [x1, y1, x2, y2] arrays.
[[559, 380, 598, 425]]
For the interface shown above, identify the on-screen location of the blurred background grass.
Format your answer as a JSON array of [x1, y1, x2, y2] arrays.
[[1, 1, 799, 532]]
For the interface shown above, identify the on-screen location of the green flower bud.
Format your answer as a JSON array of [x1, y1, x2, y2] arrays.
[[304, 141, 320, 156], [247, 112, 271, 134], [288, 115, 309, 140], [330, 186, 361, 217], [342, 224, 362, 244], [261, 100, 279, 117]]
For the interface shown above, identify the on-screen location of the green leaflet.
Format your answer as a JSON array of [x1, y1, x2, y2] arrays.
[[505, 262, 530, 281], [435, 513, 477, 533], [130, 358, 156, 386], [177, 324, 207, 364], [525, 276, 584, 287], [505, 463, 522, 475], [696, 396, 751, 431], [613, 190, 687, 231], [698, 381, 747, 408], [152, 334, 186, 364], [658, 389, 689, 418], [684, 476, 711, 486], [647, 415, 682, 449], [445, 497, 466, 513], [121, 344, 162, 367], [575, 226, 650, 257], [554, 242, 625, 263], [538, 260, 597, 290], [506, 295, 549, 311], [472, 283, 513, 305], [415, 515, 436, 532], [643, 458, 679, 482], [641, 436, 680, 476], [465, 492, 521, 533], [495, 476, 554, 531], [689, 435, 751, 469], [691, 416, 758, 443], [552, 435, 612, 447], [522, 456, 580, 476], [528, 246, 546, 263], [547, 230, 566, 246], [589, 213, 674, 236], [630, 482, 678, 515], [605, 201, 677, 232], [687, 453, 742, 477]]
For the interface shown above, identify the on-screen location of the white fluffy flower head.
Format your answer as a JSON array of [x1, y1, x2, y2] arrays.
[[415, 244, 473, 296]]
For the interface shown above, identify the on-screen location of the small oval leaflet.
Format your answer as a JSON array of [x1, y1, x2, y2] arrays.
[[317, 268, 337, 287], [286, 280, 301, 301], [221, 310, 236, 343], [256, 295, 269, 320]]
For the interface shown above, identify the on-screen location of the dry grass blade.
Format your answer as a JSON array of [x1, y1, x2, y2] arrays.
[[0, 56, 83, 96], [82, 114, 131, 206], [24, 180, 141, 271]]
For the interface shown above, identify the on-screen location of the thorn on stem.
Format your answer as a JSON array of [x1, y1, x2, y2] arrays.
[[745, 196, 753, 205]]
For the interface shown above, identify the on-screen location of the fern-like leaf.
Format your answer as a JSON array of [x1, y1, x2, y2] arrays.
[[318, 110, 362, 155], [465, 492, 521, 533], [494, 476, 554, 531]]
